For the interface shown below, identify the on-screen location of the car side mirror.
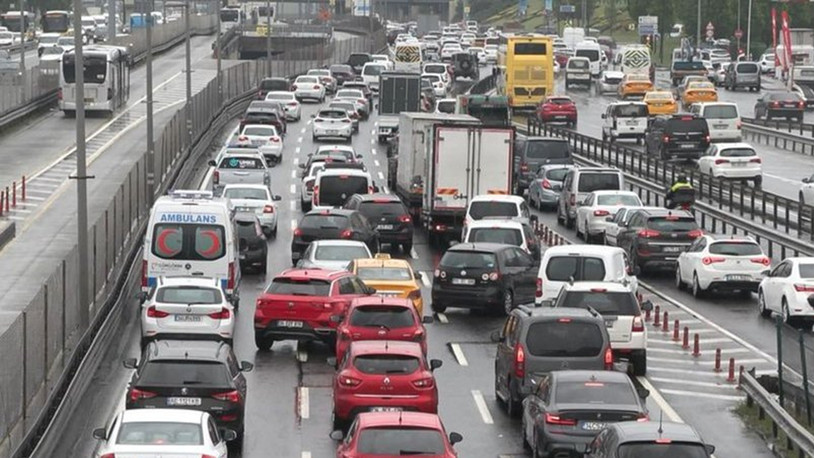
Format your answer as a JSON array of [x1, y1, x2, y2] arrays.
[[329, 315, 343, 323], [273, 195, 282, 201], [490, 330, 502, 343], [366, 287, 377, 295], [449, 432, 463, 445], [640, 299, 654, 312], [330, 430, 345, 441], [705, 444, 716, 454], [240, 361, 254, 372], [208, 159, 216, 167], [605, 216, 614, 222], [310, 114, 316, 118], [422, 316, 434, 324], [373, 185, 380, 192], [298, 163, 306, 169], [221, 429, 238, 442], [356, 154, 363, 159], [136, 291, 148, 303], [122, 358, 137, 369], [804, 178, 811, 184], [761, 270, 770, 277], [92, 427, 107, 440], [632, 266, 641, 276], [541, 299, 554, 308], [601, 113, 606, 119], [638, 387, 651, 399], [430, 359, 443, 371], [414, 272, 422, 280], [530, 214, 538, 224]]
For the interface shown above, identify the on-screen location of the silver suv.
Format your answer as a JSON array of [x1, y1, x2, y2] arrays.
[[491, 306, 613, 417]]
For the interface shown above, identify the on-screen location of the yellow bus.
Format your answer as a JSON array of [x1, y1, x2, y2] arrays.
[[497, 35, 554, 108]]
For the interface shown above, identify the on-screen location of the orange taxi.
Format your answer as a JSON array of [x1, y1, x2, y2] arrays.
[[618, 74, 654, 99], [682, 81, 718, 110], [347, 254, 424, 316], [643, 91, 678, 116]]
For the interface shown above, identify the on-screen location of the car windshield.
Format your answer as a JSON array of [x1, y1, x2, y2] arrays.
[[117, 422, 203, 445], [578, 173, 620, 193], [597, 194, 640, 206], [576, 49, 599, 61], [353, 355, 420, 374], [617, 442, 710, 458], [613, 104, 648, 117], [798, 264, 814, 279], [559, 291, 640, 316], [218, 157, 264, 169], [703, 105, 737, 119], [437, 100, 455, 113], [667, 119, 707, 134], [647, 217, 698, 232], [330, 64, 352, 74], [314, 245, 369, 261], [526, 321, 604, 357], [546, 98, 573, 105], [297, 77, 318, 84], [156, 286, 222, 304], [224, 188, 268, 200], [768, 92, 802, 101], [440, 251, 497, 269], [267, 277, 331, 296], [350, 305, 415, 327], [719, 147, 756, 157], [423, 74, 441, 82], [243, 126, 276, 136], [708, 241, 762, 256], [545, 168, 571, 181], [299, 214, 348, 229], [356, 427, 447, 455], [468, 201, 518, 219], [555, 380, 637, 404], [545, 256, 606, 282], [468, 228, 522, 246], [356, 266, 412, 280], [138, 361, 230, 386], [363, 65, 384, 76], [309, 70, 330, 77]]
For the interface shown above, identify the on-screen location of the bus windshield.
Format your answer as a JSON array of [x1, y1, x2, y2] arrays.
[[220, 9, 239, 22], [63, 55, 107, 84], [42, 12, 70, 33]]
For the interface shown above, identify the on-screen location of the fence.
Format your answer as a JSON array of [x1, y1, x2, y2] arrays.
[[0, 29, 377, 458], [741, 117, 814, 157], [468, 72, 496, 94]]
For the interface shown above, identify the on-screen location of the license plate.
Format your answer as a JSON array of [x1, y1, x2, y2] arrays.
[[379, 292, 400, 297], [679, 144, 695, 149], [377, 224, 394, 230], [726, 275, 750, 281], [174, 315, 202, 322], [554, 115, 567, 119], [371, 407, 402, 412], [277, 320, 303, 328], [626, 120, 639, 125], [452, 278, 475, 285], [250, 140, 264, 146], [732, 162, 747, 167], [581, 421, 606, 431], [604, 319, 618, 327], [714, 124, 728, 129], [167, 397, 201, 406], [663, 246, 681, 252], [84, 98, 94, 103], [327, 130, 338, 135]]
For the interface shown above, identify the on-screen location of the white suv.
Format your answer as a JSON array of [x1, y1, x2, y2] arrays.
[[601, 102, 649, 144], [462, 219, 541, 261], [535, 245, 638, 303], [550, 280, 651, 375]]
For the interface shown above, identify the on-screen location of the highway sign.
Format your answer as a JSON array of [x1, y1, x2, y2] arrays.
[[638, 16, 658, 26], [559, 4, 575, 13]]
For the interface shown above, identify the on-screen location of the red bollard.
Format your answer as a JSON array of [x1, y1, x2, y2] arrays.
[[692, 333, 701, 357], [645, 307, 651, 322], [714, 348, 722, 372], [11, 181, 16, 208], [21, 176, 25, 201], [682, 327, 690, 349], [662, 311, 669, 332], [727, 358, 736, 382], [672, 320, 680, 341], [652, 305, 661, 327]]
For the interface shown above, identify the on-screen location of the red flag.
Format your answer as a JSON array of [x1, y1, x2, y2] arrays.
[[771, 8, 778, 66], [781, 10, 793, 70]]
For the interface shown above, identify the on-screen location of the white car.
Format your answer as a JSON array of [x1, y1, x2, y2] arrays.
[[312, 108, 353, 142], [598, 71, 624, 94], [297, 240, 373, 270], [468, 46, 486, 64], [361, 62, 388, 93], [307, 68, 337, 93], [435, 98, 456, 114], [37, 32, 61, 54], [56, 36, 75, 52], [462, 219, 540, 260], [422, 73, 447, 97], [422, 63, 451, 85], [300, 162, 326, 212], [697, 142, 762, 187], [484, 44, 498, 63], [222, 184, 282, 235], [800, 173, 814, 207], [138, 276, 235, 347], [291, 75, 325, 102], [38, 45, 65, 63], [265, 91, 301, 121], [760, 52, 776, 74], [441, 44, 462, 61], [758, 257, 814, 325], [460, 33, 476, 45], [371, 54, 394, 70], [334, 89, 369, 119], [575, 190, 643, 243], [676, 234, 769, 298], [92, 409, 234, 458], [0, 31, 14, 47], [237, 124, 283, 164]]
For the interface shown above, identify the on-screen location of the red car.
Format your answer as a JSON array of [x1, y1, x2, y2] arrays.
[[332, 340, 442, 430], [537, 96, 578, 127], [254, 269, 375, 350], [335, 297, 433, 363], [332, 412, 463, 458]]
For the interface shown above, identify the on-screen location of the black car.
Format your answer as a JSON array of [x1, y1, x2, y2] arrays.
[[257, 77, 290, 99], [344, 193, 414, 253], [451, 52, 478, 80], [420, 79, 437, 108], [246, 100, 287, 133], [431, 243, 538, 314], [235, 212, 268, 273], [347, 53, 372, 74], [123, 340, 253, 437], [586, 421, 716, 458], [330, 64, 355, 86], [240, 108, 286, 136], [644, 114, 710, 161], [522, 370, 649, 458], [616, 208, 701, 270], [291, 208, 380, 266], [513, 136, 573, 195], [754, 90, 805, 121]]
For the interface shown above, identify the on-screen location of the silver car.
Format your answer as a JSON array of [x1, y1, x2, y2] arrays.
[[296, 240, 372, 270], [527, 165, 574, 210], [222, 184, 282, 236], [209, 153, 270, 193]]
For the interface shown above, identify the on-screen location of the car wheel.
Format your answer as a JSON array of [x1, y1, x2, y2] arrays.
[[431, 300, 447, 314], [566, 214, 575, 229], [783, 298, 792, 325], [522, 415, 531, 451], [556, 206, 565, 225], [692, 273, 706, 298], [402, 242, 413, 254], [631, 350, 647, 376], [754, 175, 763, 188], [254, 332, 274, 351], [675, 265, 685, 290], [532, 430, 543, 458], [506, 378, 521, 418], [758, 290, 772, 318], [503, 289, 514, 315]]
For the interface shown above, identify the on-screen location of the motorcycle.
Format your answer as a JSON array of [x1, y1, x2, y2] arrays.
[[666, 187, 696, 211]]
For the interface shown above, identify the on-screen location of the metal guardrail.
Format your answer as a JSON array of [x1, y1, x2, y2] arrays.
[[742, 117, 814, 156], [741, 368, 814, 458], [469, 72, 496, 95]]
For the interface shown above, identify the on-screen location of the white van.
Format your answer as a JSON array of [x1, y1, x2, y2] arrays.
[[143, 190, 241, 307], [463, 195, 531, 234], [535, 245, 638, 304], [312, 168, 373, 210], [557, 167, 625, 228], [361, 62, 388, 93], [689, 102, 742, 142], [575, 41, 603, 76], [601, 102, 649, 144]]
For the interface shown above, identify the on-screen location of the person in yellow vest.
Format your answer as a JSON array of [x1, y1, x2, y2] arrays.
[[666, 175, 695, 209]]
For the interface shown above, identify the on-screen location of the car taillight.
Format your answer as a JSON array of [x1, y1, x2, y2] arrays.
[[794, 284, 814, 292], [100, 454, 115, 458], [749, 158, 762, 163], [238, 135, 248, 142], [433, 269, 447, 279], [258, 90, 263, 98], [57, 88, 63, 100], [771, 101, 780, 108], [751, 257, 771, 266], [514, 345, 525, 378], [604, 347, 614, 370], [129, 388, 157, 402], [632, 315, 644, 332], [412, 377, 435, 388], [146, 306, 170, 318], [662, 135, 670, 143], [339, 328, 352, 341], [704, 135, 711, 143], [799, 101, 806, 109], [270, 136, 280, 142], [313, 85, 320, 89], [227, 262, 235, 290], [398, 214, 412, 223], [340, 229, 353, 238], [593, 209, 609, 216], [545, 413, 577, 426], [411, 327, 424, 341], [212, 390, 241, 403], [339, 375, 362, 386], [314, 118, 324, 123], [358, 98, 366, 105], [637, 413, 650, 422], [208, 307, 231, 319], [542, 179, 552, 189], [714, 159, 729, 165], [312, 185, 319, 205], [687, 229, 704, 239], [288, 102, 298, 107], [293, 228, 303, 237], [263, 205, 275, 214], [569, 195, 575, 206], [638, 229, 660, 238], [702, 256, 726, 265], [736, 121, 742, 129], [141, 259, 148, 287], [213, 170, 219, 185]]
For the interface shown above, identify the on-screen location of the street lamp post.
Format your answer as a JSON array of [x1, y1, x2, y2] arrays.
[[109, 0, 117, 41], [19, 0, 26, 101], [696, 0, 701, 47], [145, 0, 155, 206], [266, 0, 272, 76], [737, 0, 741, 54], [216, 0, 222, 102], [72, 0, 90, 328], [185, 0, 192, 146], [746, 0, 753, 60]]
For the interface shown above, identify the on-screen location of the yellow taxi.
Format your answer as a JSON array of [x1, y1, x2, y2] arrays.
[[618, 74, 654, 99], [643, 91, 678, 116], [682, 81, 718, 109], [347, 254, 424, 315]]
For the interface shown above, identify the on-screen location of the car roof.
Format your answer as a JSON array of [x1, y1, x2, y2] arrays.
[[303, 208, 356, 217], [515, 306, 603, 321], [470, 195, 524, 204], [561, 281, 635, 293], [222, 183, 270, 191], [603, 70, 625, 77], [352, 193, 401, 203], [311, 239, 369, 248], [277, 267, 352, 281], [146, 339, 232, 361], [156, 276, 220, 288], [543, 245, 625, 257], [349, 340, 424, 357], [611, 421, 705, 443], [704, 234, 757, 243], [353, 256, 412, 269], [350, 296, 414, 309], [526, 136, 567, 143], [634, 208, 694, 218], [610, 101, 647, 107], [550, 369, 631, 383], [355, 412, 443, 429], [121, 408, 205, 424], [446, 242, 509, 254]]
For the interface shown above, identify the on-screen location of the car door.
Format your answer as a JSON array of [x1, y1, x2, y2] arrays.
[[606, 208, 626, 246], [763, 261, 789, 309], [698, 144, 715, 174], [513, 247, 538, 302], [559, 170, 574, 217], [803, 174, 814, 205], [495, 316, 518, 397], [578, 193, 595, 232], [616, 212, 641, 254], [523, 379, 548, 445], [680, 237, 706, 282]]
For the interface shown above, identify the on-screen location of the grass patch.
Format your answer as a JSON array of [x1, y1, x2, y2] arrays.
[[735, 399, 814, 457]]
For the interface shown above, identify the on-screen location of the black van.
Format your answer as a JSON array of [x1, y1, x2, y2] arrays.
[[645, 114, 710, 161]]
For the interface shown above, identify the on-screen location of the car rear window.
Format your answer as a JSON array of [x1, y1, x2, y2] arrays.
[[546, 98, 573, 105], [437, 100, 456, 113], [703, 105, 738, 119], [798, 264, 814, 279], [318, 110, 347, 119], [353, 355, 420, 374], [260, 79, 288, 90], [267, 277, 331, 296], [646, 217, 698, 232], [350, 305, 415, 328], [330, 64, 353, 74], [349, 54, 371, 65], [138, 361, 231, 387], [468, 201, 518, 219], [243, 126, 276, 136], [545, 168, 570, 181], [597, 194, 640, 206], [218, 157, 264, 169], [356, 267, 412, 281], [224, 187, 268, 200], [297, 77, 318, 84], [300, 214, 349, 229], [357, 428, 446, 455], [440, 251, 498, 269], [555, 380, 637, 404], [666, 119, 708, 134], [612, 104, 648, 117], [156, 286, 222, 304], [358, 201, 407, 219], [525, 321, 604, 357], [363, 65, 384, 76], [617, 443, 709, 458], [117, 422, 203, 445], [577, 173, 621, 193], [468, 228, 523, 246], [526, 140, 570, 159], [737, 63, 758, 73], [545, 256, 606, 282], [559, 291, 640, 315], [768, 92, 803, 101], [314, 245, 370, 261], [708, 241, 762, 256], [318, 176, 370, 206], [719, 147, 756, 157]]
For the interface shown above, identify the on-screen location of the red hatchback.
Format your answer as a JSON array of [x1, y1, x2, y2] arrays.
[[537, 96, 578, 127], [336, 297, 433, 363], [332, 341, 442, 430], [254, 269, 375, 350], [332, 412, 463, 458]]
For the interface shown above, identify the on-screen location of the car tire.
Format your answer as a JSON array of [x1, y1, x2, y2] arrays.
[[631, 350, 647, 376], [302, 200, 312, 212], [431, 300, 447, 314], [254, 332, 274, 351], [566, 213, 575, 229], [503, 290, 514, 315], [506, 378, 521, 418], [692, 273, 706, 298], [532, 430, 544, 458], [783, 298, 793, 325], [402, 242, 413, 254], [556, 206, 565, 226], [758, 290, 772, 318], [754, 175, 763, 188], [675, 266, 685, 290]]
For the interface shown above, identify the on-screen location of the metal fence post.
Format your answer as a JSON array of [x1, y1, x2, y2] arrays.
[[800, 330, 812, 425], [778, 314, 785, 407]]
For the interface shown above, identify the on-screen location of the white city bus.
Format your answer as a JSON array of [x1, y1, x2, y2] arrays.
[[59, 45, 131, 115]]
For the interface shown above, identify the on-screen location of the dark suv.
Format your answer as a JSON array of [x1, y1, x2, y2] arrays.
[[343, 193, 415, 253], [235, 211, 268, 274], [123, 340, 253, 437], [431, 243, 538, 314], [257, 76, 290, 99], [644, 115, 710, 161], [616, 208, 702, 270], [291, 209, 380, 266], [491, 307, 613, 417], [513, 136, 574, 195], [451, 52, 478, 80]]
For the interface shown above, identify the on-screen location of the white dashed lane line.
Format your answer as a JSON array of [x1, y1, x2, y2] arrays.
[[289, 184, 296, 194], [450, 343, 469, 366], [290, 220, 298, 230], [298, 387, 310, 419], [419, 271, 431, 287], [374, 159, 380, 167], [471, 390, 494, 425], [377, 172, 384, 180]]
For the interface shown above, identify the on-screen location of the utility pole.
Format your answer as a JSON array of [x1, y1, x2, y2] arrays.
[[19, 0, 26, 100], [185, 0, 192, 145], [145, 0, 155, 206], [266, 0, 271, 76], [581, 0, 587, 35], [746, 0, 752, 60], [72, 0, 90, 329], [737, 0, 741, 55], [216, 0, 222, 102], [696, 0, 701, 48], [109, 0, 117, 40]]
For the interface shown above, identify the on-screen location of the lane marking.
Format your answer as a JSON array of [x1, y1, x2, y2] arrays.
[[371, 148, 377, 155], [371, 139, 376, 145], [290, 220, 298, 230], [298, 387, 310, 419], [436, 312, 449, 324], [301, 128, 307, 133], [297, 347, 309, 363], [383, 185, 390, 194], [377, 171, 384, 180], [648, 336, 733, 345], [658, 388, 743, 401], [647, 347, 752, 355], [374, 159, 380, 167], [293, 157, 299, 165], [636, 377, 683, 422], [290, 184, 297, 194], [291, 170, 297, 179], [410, 248, 418, 259], [648, 366, 773, 377], [648, 377, 740, 389], [450, 343, 469, 366], [471, 390, 494, 424], [419, 271, 431, 288], [647, 356, 767, 366], [298, 137, 303, 143], [295, 147, 301, 155], [302, 453, 312, 458]]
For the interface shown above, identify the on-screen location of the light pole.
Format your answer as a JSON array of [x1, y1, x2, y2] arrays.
[[696, 0, 701, 48], [186, 0, 192, 106], [581, 0, 587, 35], [266, 0, 271, 76], [737, 0, 741, 54], [72, 0, 90, 329], [19, 0, 26, 100], [216, 0, 222, 102], [145, 0, 155, 206], [746, 0, 753, 60], [109, 0, 117, 41]]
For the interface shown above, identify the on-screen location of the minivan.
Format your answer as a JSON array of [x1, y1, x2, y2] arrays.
[[312, 168, 374, 210], [557, 167, 624, 228], [601, 102, 648, 144], [690, 102, 742, 142], [513, 136, 573, 195], [724, 61, 761, 92], [534, 245, 638, 303]]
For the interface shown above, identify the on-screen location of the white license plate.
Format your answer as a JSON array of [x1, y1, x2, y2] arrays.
[[679, 144, 695, 149], [604, 319, 617, 327], [663, 246, 682, 252], [452, 278, 475, 285], [379, 292, 400, 297], [731, 162, 747, 167], [377, 224, 394, 230], [581, 421, 606, 431], [84, 98, 94, 103], [277, 320, 303, 328], [714, 124, 728, 129], [726, 275, 751, 281], [167, 397, 201, 406], [174, 315, 202, 322], [327, 130, 338, 135], [250, 140, 264, 146], [554, 115, 567, 119], [626, 120, 639, 125], [371, 407, 402, 412]]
